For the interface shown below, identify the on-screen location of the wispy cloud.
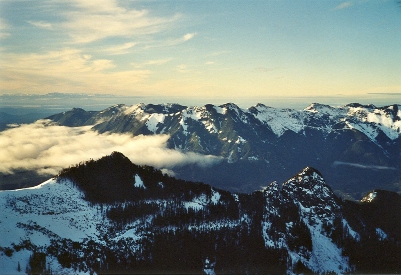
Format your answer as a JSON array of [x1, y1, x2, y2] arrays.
[[152, 32, 197, 48], [182, 32, 196, 42], [177, 64, 189, 73], [61, 0, 181, 44], [0, 49, 150, 94], [0, 18, 10, 39], [131, 58, 173, 68], [0, 120, 222, 175], [334, 2, 352, 10], [27, 20, 53, 30], [102, 42, 137, 55], [332, 161, 397, 170]]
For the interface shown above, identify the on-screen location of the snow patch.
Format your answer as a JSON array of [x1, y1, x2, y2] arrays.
[[145, 113, 165, 133], [252, 106, 304, 137], [376, 228, 388, 241], [134, 174, 146, 189], [210, 189, 221, 204], [342, 219, 360, 241]]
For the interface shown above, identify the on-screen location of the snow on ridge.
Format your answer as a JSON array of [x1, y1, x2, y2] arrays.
[[342, 219, 360, 241], [145, 113, 165, 133], [183, 189, 221, 211], [134, 174, 146, 189], [101, 104, 127, 112], [251, 105, 304, 137], [305, 103, 343, 112], [182, 107, 203, 121], [304, 224, 351, 274], [179, 106, 221, 134], [261, 164, 351, 274], [2, 177, 57, 192], [346, 105, 401, 141], [213, 105, 224, 114], [249, 103, 400, 140], [296, 195, 350, 274], [179, 117, 189, 135], [0, 178, 106, 249], [122, 103, 146, 116], [93, 102, 400, 142], [179, 107, 204, 135]]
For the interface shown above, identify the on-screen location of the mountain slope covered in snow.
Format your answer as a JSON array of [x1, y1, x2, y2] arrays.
[[47, 103, 401, 197], [1, 152, 400, 274]]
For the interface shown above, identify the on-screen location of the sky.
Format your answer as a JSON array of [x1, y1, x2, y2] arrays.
[[0, 0, 401, 105]]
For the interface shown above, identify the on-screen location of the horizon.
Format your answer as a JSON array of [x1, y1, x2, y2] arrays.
[[1, 92, 400, 114], [1, 0, 401, 102]]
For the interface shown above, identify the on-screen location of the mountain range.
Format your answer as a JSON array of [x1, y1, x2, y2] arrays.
[[47, 102, 401, 198], [1, 152, 400, 274]]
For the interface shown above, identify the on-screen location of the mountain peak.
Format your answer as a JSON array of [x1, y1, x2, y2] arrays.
[[262, 167, 347, 274], [276, 167, 338, 210], [57, 151, 136, 202], [283, 166, 326, 190], [219, 102, 240, 110], [345, 103, 376, 109], [298, 166, 323, 178], [264, 167, 334, 204]]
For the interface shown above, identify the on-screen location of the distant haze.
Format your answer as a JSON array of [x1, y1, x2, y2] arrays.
[[1, 93, 400, 114]]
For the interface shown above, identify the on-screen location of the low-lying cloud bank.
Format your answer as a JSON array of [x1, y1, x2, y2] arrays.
[[0, 120, 222, 175]]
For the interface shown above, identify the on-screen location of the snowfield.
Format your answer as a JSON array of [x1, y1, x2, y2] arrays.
[[0, 178, 104, 274]]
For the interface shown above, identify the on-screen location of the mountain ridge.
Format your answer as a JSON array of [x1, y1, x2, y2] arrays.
[[47, 102, 401, 198]]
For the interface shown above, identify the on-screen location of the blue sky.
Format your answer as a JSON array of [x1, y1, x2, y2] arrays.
[[0, 0, 400, 104]]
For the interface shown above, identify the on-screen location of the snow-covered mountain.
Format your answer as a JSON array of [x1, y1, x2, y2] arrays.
[[1, 152, 400, 274], [47, 103, 401, 197]]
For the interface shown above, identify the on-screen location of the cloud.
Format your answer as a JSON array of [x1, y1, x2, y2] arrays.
[[334, 2, 352, 10], [177, 64, 189, 73], [183, 32, 196, 42], [170, 33, 197, 45], [61, 0, 181, 44], [332, 161, 397, 170], [0, 18, 10, 39], [0, 49, 151, 94], [27, 20, 53, 30], [144, 33, 197, 49], [0, 120, 222, 176], [102, 42, 137, 55], [130, 58, 173, 68]]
